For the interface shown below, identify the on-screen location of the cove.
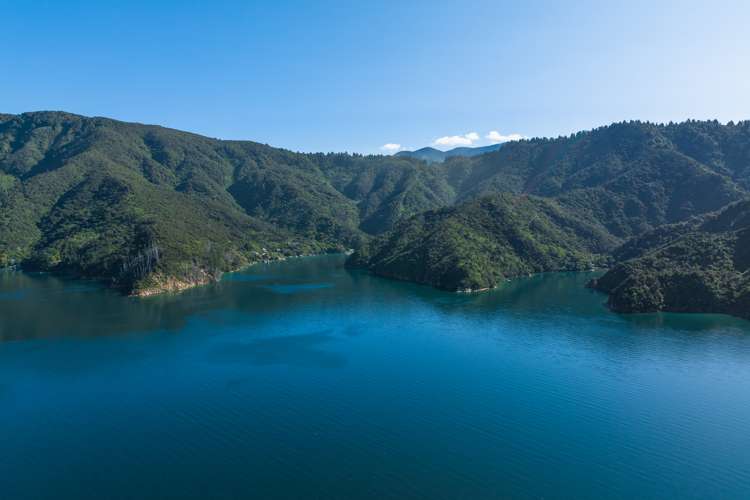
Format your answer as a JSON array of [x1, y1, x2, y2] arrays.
[[1, 255, 749, 499]]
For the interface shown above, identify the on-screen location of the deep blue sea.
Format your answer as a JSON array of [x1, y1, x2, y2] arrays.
[[1, 255, 749, 499]]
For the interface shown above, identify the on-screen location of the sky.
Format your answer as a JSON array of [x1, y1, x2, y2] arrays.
[[3, 0, 750, 154]]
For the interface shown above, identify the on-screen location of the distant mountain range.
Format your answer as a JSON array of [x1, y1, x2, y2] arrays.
[[395, 143, 503, 163]]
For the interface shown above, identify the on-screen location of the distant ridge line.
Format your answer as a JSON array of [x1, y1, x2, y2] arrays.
[[395, 143, 503, 163]]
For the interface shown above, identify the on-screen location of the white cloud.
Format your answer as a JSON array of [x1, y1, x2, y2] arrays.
[[433, 132, 480, 148], [380, 143, 402, 152], [486, 131, 525, 144]]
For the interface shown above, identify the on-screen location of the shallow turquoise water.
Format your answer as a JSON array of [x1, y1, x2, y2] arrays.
[[1, 255, 749, 499]]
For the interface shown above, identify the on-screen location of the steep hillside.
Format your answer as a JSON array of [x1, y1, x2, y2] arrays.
[[0, 112, 446, 293], [350, 120, 750, 311], [446, 121, 749, 238], [589, 200, 750, 318], [3, 112, 750, 303], [348, 193, 617, 291], [311, 153, 456, 234]]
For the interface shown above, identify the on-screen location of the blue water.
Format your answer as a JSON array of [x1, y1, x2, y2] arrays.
[[1, 256, 749, 499]]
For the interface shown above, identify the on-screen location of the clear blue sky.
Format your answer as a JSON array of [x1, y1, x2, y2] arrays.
[[3, 0, 749, 153]]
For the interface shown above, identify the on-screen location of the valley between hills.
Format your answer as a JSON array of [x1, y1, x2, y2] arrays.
[[2, 112, 749, 318]]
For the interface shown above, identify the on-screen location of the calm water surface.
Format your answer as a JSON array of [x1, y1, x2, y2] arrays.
[[1, 255, 749, 499]]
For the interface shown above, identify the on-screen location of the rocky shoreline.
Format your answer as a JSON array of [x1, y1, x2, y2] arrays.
[[130, 251, 342, 297]]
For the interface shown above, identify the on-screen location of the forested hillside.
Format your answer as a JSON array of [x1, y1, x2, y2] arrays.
[[0, 112, 448, 293], [589, 200, 750, 318], [348, 193, 616, 291], [351, 120, 750, 300], [2, 112, 750, 308]]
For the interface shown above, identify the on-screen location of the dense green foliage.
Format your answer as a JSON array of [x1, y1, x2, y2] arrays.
[[590, 201, 750, 318], [353, 120, 750, 306], [0, 112, 446, 292], [348, 193, 616, 291], [444, 120, 749, 237], [2, 111, 750, 310]]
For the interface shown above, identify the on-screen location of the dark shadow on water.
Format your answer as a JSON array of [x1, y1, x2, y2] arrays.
[[261, 283, 334, 294], [210, 330, 346, 368], [340, 323, 366, 337]]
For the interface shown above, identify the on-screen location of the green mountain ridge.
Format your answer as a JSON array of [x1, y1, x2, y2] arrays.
[[0, 111, 453, 293], [589, 200, 750, 318], [350, 120, 750, 304], [2, 111, 750, 317], [347, 193, 617, 291]]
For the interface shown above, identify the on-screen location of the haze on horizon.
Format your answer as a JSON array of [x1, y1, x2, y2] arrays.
[[3, 0, 749, 153]]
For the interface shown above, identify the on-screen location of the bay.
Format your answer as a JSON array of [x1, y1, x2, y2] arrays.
[[1, 255, 749, 499]]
